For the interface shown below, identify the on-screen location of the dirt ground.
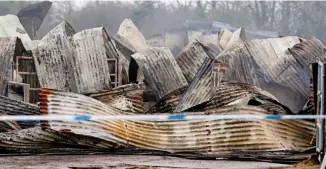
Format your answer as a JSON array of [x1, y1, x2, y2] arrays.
[[0, 154, 290, 169], [286, 156, 321, 169]]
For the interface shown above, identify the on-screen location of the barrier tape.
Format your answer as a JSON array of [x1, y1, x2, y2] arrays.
[[0, 114, 324, 121]]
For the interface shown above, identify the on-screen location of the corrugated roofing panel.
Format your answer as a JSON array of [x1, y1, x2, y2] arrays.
[[141, 47, 188, 99], [71, 27, 115, 93], [0, 95, 39, 128], [89, 84, 144, 113], [114, 19, 149, 54], [289, 36, 326, 72], [217, 36, 310, 112], [32, 21, 76, 92], [38, 89, 315, 157]]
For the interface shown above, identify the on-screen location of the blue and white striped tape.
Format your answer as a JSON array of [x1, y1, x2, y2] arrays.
[[0, 114, 324, 121]]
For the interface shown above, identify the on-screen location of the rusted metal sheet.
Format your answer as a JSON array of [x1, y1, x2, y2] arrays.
[[0, 37, 25, 95], [33, 23, 119, 93], [176, 40, 221, 83], [0, 95, 39, 128], [32, 21, 76, 92], [88, 84, 144, 113], [38, 89, 315, 158], [289, 36, 326, 72], [217, 36, 310, 113], [0, 113, 21, 132], [0, 127, 116, 151], [140, 47, 188, 100], [146, 86, 187, 114], [174, 44, 221, 112], [70, 27, 117, 93]]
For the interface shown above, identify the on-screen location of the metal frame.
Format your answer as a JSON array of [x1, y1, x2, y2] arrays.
[[108, 58, 118, 88], [14, 56, 39, 103]]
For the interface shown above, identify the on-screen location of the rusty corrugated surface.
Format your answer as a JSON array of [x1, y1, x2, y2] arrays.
[[146, 86, 187, 114], [0, 95, 39, 128], [0, 113, 21, 132], [176, 40, 219, 83], [174, 44, 221, 112], [141, 47, 188, 100], [289, 36, 326, 72], [70, 27, 116, 93], [89, 84, 144, 113], [38, 89, 315, 157], [217, 36, 309, 113], [0, 127, 117, 152], [32, 21, 76, 92]]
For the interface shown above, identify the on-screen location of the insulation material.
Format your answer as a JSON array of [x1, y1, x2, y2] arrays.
[[141, 47, 188, 100]]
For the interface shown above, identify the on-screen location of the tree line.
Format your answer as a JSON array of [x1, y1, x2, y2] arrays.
[[1, 1, 326, 43]]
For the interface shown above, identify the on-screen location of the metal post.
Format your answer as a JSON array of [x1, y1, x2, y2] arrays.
[[316, 62, 325, 164]]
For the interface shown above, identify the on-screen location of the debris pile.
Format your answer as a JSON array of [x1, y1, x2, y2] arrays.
[[0, 5, 325, 162]]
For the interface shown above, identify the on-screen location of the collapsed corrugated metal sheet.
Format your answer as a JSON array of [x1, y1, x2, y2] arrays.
[[0, 127, 117, 152], [17, 1, 52, 40], [0, 15, 37, 50], [117, 49, 129, 85], [217, 36, 310, 113], [174, 44, 221, 112], [37, 89, 315, 157], [224, 28, 246, 50], [0, 95, 39, 128], [146, 86, 187, 114], [289, 36, 326, 72], [0, 37, 25, 95], [88, 84, 144, 113], [33, 21, 76, 92], [217, 28, 232, 50], [139, 47, 188, 100], [176, 39, 221, 83], [70, 27, 117, 93], [34, 22, 120, 93], [130, 53, 146, 83], [0, 113, 21, 132], [114, 19, 149, 61]]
